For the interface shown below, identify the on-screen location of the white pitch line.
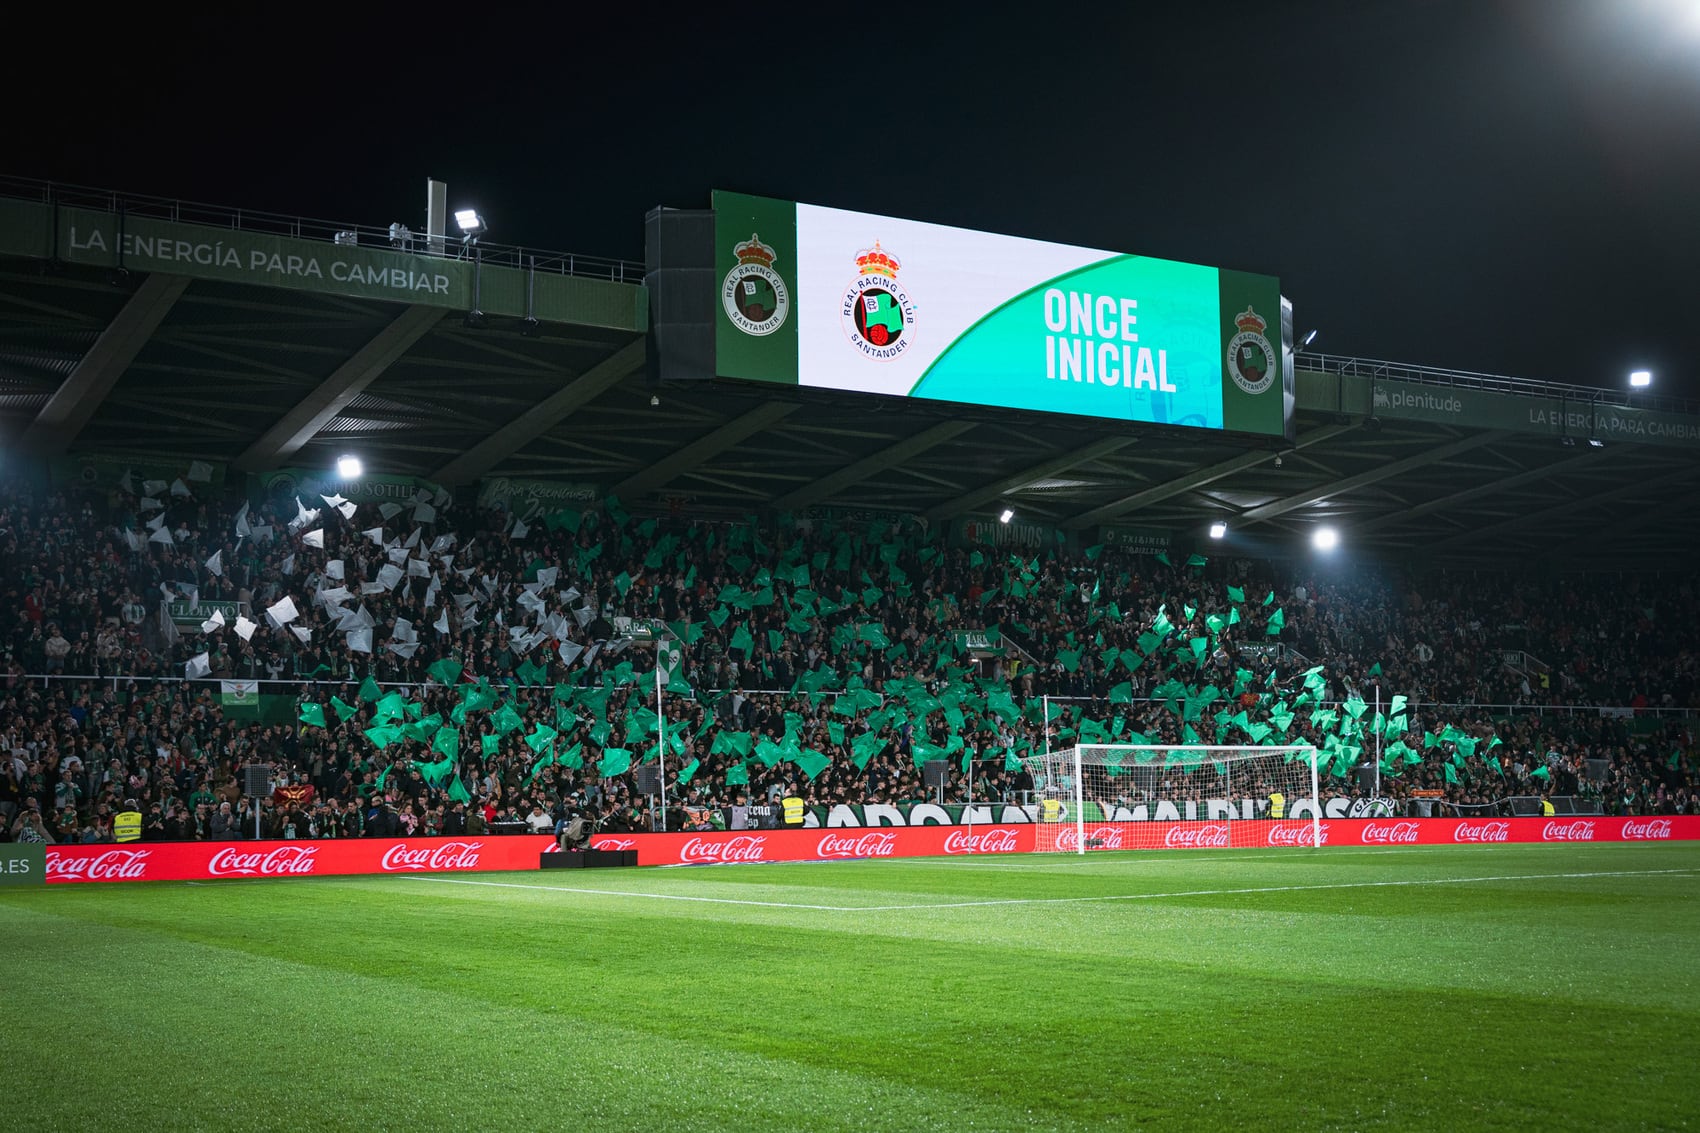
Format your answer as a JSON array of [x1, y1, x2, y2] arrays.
[[398, 874, 850, 910], [399, 867, 1698, 914]]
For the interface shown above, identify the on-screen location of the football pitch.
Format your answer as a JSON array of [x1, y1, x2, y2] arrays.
[[3, 843, 1696, 1131]]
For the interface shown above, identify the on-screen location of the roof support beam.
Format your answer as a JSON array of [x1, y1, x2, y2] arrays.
[[236, 303, 442, 471], [770, 420, 976, 511], [610, 401, 799, 501], [432, 339, 645, 485], [1425, 465, 1700, 553], [21, 273, 189, 453], [1236, 431, 1508, 526], [1063, 424, 1356, 529], [923, 436, 1139, 523], [1355, 450, 1615, 535]]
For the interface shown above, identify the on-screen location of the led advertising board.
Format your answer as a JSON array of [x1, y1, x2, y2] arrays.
[[712, 191, 1292, 438]]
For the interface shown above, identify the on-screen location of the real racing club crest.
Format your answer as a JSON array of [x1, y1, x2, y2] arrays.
[[1226, 306, 1276, 395], [721, 233, 790, 337], [840, 240, 916, 361]]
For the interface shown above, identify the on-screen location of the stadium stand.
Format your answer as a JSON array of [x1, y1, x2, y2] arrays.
[[1, 468, 1694, 845]]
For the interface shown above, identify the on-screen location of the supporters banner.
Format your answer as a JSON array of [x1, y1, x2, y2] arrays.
[[41, 817, 1700, 882], [713, 191, 1293, 439]]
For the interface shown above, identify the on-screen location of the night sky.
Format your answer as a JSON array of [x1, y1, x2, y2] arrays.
[[11, 1, 1699, 399]]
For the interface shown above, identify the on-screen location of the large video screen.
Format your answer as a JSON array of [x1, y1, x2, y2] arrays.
[[712, 191, 1291, 438]]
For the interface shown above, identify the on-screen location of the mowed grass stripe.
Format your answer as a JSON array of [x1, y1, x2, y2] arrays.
[[2, 843, 1695, 1130], [0, 902, 1094, 1133]]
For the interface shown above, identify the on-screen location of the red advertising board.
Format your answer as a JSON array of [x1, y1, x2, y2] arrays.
[[44, 836, 558, 884], [41, 816, 1700, 882]]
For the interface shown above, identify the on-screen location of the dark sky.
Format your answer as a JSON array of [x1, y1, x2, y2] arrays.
[[11, 0, 1699, 400]]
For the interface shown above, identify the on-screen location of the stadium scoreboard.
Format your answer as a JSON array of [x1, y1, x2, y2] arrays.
[[674, 191, 1294, 440]]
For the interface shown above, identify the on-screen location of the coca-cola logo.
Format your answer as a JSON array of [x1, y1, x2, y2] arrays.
[[1542, 820, 1596, 842], [1359, 821, 1421, 845], [1620, 819, 1671, 841], [46, 848, 151, 881], [207, 845, 319, 877], [591, 837, 636, 851], [942, 828, 1021, 855], [1266, 823, 1327, 847], [380, 841, 485, 872], [1058, 825, 1127, 851], [1162, 824, 1230, 850], [680, 835, 767, 864], [815, 832, 899, 859], [1453, 821, 1511, 843]]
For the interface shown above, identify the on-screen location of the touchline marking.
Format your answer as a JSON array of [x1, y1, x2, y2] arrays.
[[399, 868, 1697, 913], [398, 874, 849, 910]]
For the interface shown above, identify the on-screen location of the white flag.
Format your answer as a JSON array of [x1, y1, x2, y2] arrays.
[[185, 652, 211, 679], [233, 615, 258, 641], [204, 550, 223, 576], [149, 527, 174, 546], [200, 610, 226, 634], [290, 625, 312, 644], [139, 496, 163, 512], [379, 502, 403, 520], [346, 627, 373, 653], [387, 640, 420, 659], [266, 596, 299, 627], [362, 527, 385, 546], [170, 478, 191, 497], [302, 529, 324, 549], [511, 518, 529, 539], [325, 559, 344, 580], [558, 640, 584, 667], [188, 460, 214, 483], [375, 563, 404, 591], [433, 609, 450, 634], [536, 566, 558, 587]]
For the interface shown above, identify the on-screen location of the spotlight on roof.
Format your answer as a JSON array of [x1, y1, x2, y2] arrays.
[[999, 508, 1014, 524], [1298, 329, 1319, 350], [1629, 370, 1652, 388], [1588, 438, 1605, 448], [335, 455, 363, 480], [1312, 526, 1339, 552], [454, 209, 486, 238], [1208, 522, 1228, 540]]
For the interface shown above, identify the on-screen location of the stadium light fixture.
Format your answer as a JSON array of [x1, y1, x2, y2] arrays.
[[999, 508, 1015, 524], [454, 209, 486, 238], [335, 454, 363, 480], [1298, 329, 1319, 350], [1311, 526, 1339, 552], [1209, 522, 1228, 539], [1629, 370, 1652, 388], [1588, 438, 1605, 448]]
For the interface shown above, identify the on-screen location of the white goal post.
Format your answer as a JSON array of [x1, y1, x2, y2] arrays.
[[1022, 744, 1321, 853]]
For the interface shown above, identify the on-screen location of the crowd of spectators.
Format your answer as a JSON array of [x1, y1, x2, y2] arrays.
[[1, 466, 1695, 845]]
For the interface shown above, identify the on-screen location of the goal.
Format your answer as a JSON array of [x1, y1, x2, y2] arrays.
[[1022, 744, 1321, 853]]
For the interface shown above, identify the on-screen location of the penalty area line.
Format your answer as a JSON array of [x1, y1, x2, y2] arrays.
[[395, 867, 1699, 914]]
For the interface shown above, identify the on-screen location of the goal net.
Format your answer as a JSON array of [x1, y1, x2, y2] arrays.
[[1023, 744, 1321, 853]]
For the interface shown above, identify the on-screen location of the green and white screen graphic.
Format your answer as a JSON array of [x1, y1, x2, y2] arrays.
[[712, 191, 1288, 438]]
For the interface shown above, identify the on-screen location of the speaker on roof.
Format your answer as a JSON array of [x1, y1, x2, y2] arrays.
[[645, 207, 716, 384]]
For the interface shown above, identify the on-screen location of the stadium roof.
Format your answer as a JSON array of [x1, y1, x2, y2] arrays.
[[3, 179, 1697, 572]]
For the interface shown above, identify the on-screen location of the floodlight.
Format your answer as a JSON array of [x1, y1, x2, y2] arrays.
[[335, 455, 363, 480], [1298, 329, 1319, 350], [1588, 438, 1605, 448], [1629, 370, 1652, 388], [999, 508, 1014, 524], [1312, 526, 1339, 552], [1209, 522, 1228, 539], [454, 209, 486, 237]]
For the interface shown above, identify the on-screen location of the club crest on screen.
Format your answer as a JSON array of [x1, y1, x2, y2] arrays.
[[840, 240, 916, 361], [721, 232, 790, 337], [1226, 306, 1276, 395]]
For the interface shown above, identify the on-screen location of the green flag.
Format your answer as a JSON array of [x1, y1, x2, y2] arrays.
[[677, 758, 701, 786], [427, 658, 463, 686], [330, 696, 359, 722], [298, 702, 326, 728], [598, 748, 633, 777], [358, 676, 382, 703], [794, 748, 832, 780], [725, 762, 749, 787]]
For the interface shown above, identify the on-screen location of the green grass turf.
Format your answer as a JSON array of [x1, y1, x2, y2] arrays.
[[2, 842, 1696, 1132]]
